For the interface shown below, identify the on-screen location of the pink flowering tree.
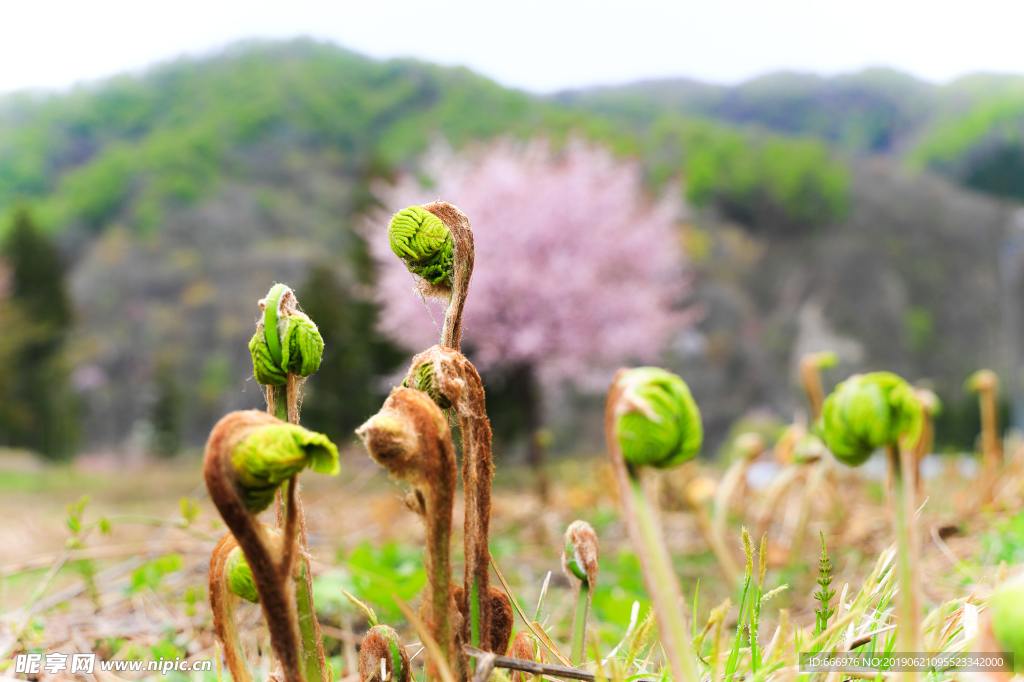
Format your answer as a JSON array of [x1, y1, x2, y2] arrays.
[[368, 139, 693, 493]]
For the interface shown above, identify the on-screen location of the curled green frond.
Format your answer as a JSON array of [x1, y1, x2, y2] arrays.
[[819, 372, 923, 466], [403, 361, 452, 410], [226, 546, 259, 603], [231, 423, 340, 512], [249, 284, 324, 386], [615, 367, 703, 469], [990, 575, 1024, 672], [389, 205, 454, 286]]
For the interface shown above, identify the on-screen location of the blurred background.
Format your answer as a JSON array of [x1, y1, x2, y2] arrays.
[[3, 0, 1024, 466]]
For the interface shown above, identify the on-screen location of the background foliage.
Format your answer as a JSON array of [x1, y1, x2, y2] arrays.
[[1, 38, 1022, 458]]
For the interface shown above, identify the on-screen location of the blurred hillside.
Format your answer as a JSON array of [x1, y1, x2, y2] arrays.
[[1, 39, 1022, 458]]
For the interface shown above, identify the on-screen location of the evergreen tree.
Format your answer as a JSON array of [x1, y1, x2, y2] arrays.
[[0, 207, 77, 458]]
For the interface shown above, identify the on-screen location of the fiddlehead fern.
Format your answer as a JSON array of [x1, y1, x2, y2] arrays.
[[249, 283, 323, 422], [204, 410, 339, 682], [388, 202, 473, 350], [359, 624, 412, 682], [606, 367, 702, 682], [357, 388, 461, 682], [402, 346, 501, 654], [247, 283, 330, 681], [562, 520, 598, 665], [820, 372, 924, 666]]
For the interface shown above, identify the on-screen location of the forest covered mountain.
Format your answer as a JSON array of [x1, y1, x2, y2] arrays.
[[1, 38, 1022, 458]]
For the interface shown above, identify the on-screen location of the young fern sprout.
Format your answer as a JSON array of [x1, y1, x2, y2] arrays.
[[249, 282, 330, 679], [388, 201, 474, 350], [966, 370, 1003, 501], [981, 575, 1024, 675], [509, 631, 542, 682], [357, 387, 461, 682], [819, 372, 924, 666], [402, 345, 511, 654], [359, 624, 412, 682], [605, 367, 702, 682], [390, 202, 507, 654], [226, 543, 261, 604], [561, 520, 599, 665], [210, 534, 256, 682], [451, 585, 514, 656], [249, 283, 324, 423], [203, 410, 340, 682]]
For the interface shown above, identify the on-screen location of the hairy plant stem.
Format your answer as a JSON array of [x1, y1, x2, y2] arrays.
[[420, 201, 474, 352], [204, 412, 305, 682], [295, 557, 324, 682], [405, 346, 497, 654], [270, 384, 289, 421], [209, 534, 252, 682], [410, 202, 506, 657], [261, 287, 328, 682], [357, 388, 460, 682], [887, 443, 921, 680], [570, 580, 590, 665]]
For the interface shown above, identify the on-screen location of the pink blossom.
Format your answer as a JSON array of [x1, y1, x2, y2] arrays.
[[367, 139, 692, 390]]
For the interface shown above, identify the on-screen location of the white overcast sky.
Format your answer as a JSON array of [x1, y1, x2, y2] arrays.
[[2, 0, 1024, 95]]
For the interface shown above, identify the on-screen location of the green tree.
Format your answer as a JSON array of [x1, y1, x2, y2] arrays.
[[0, 207, 77, 458], [298, 262, 405, 445]]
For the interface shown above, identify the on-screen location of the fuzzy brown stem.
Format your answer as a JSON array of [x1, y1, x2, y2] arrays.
[[267, 368, 326, 680], [405, 347, 495, 653], [204, 411, 303, 682], [357, 388, 461, 682], [605, 375, 699, 682], [210, 534, 253, 682], [422, 201, 474, 351], [280, 476, 299, 583]]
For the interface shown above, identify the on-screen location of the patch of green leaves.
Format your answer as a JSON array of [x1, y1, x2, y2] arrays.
[[129, 553, 184, 594]]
